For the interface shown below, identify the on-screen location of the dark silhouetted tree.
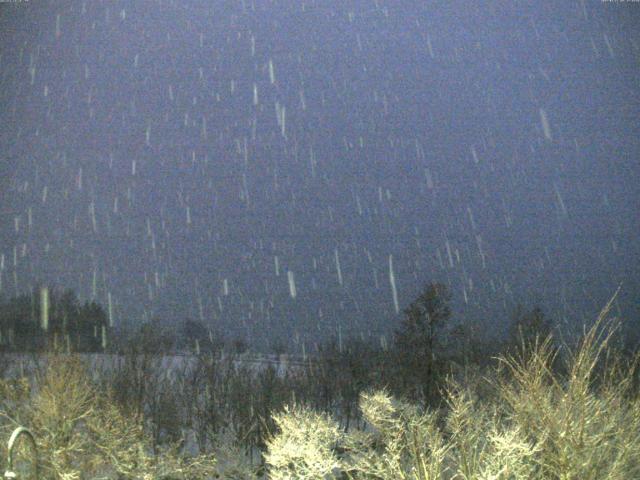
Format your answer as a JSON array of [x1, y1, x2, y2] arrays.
[[0, 288, 110, 352], [393, 282, 452, 407], [503, 305, 564, 377], [231, 336, 248, 354], [180, 318, 216, 354], [505, 305, 554, 351]]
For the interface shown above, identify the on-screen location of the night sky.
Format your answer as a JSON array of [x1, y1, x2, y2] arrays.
[[1, 0, 639, 352]]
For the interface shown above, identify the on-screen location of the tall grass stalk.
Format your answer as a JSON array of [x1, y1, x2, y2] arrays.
[[0, 354, 220, 479], [265, 292, 640, 479]]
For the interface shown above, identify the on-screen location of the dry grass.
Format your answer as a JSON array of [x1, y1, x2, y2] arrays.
[[1, 291, 638, 479], [264, 293, 640, 479], [263, 405, 343, 479], [489, 292, 640, 479], [0, 353, 219, 479]]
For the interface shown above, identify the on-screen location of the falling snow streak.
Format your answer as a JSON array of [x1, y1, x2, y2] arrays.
[[334, 248, 343, 286], [288, 270, 296, 299], [389, 255, 399, 315], [0, 1, 637, 354], [539, 108, 552, 141]]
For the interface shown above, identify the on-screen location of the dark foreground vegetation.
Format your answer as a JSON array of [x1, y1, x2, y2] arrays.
[[0, 285, 638, 478]]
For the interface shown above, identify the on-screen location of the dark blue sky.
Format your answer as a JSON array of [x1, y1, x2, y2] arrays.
[[1, 0, 639, 352]]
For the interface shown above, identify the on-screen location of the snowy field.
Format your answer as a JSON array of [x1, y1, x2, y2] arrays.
[[0, 352, 313, 381]]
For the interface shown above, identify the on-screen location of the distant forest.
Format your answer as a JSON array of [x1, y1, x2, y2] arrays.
[[0, 288, 110, 352], [1, 284, 637, 363], [0, 287, 246, 354]]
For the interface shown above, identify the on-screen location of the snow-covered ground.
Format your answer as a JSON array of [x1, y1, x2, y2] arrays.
[[0, 352, 313, 380]]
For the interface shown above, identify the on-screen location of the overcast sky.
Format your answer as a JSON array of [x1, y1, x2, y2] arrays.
[[1, 0, 638, 352]]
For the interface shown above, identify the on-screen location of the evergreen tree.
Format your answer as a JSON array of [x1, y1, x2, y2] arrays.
[[0, 288, 110, 352]]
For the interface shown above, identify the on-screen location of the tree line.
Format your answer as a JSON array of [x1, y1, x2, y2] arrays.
[[0, 282, 566, 362], [0, 288, 110, 352]]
